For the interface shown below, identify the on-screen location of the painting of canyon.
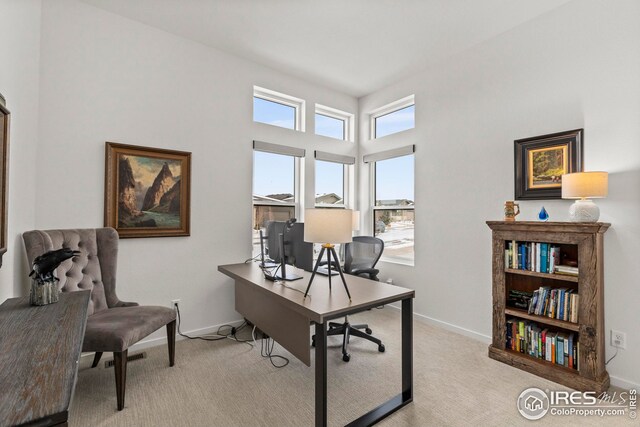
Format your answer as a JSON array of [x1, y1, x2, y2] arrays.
[[118, 155, 182, 228], [105, 143, 191, 238]]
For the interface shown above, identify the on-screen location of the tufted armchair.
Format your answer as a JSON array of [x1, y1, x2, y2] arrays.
[[22, 228, 176, 411]]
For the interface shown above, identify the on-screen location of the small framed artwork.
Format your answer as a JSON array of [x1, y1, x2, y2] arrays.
[[514, 129, 583, 200], [105, 142, 191, 238], [0, 95, 9, 267]]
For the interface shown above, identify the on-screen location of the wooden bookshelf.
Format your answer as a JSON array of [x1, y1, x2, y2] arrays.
[[486, 221, 610, 393]]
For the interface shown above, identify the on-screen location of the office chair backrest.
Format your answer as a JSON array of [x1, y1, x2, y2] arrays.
[[344, 236, 384, 279]]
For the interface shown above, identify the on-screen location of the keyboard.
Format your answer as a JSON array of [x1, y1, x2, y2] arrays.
[[316, 266, 339, 276]]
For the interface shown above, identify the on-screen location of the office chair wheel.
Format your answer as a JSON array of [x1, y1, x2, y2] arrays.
[[365, 327, 372, 334], [342, 353, 351, 362], [378, 344, 385, 353]]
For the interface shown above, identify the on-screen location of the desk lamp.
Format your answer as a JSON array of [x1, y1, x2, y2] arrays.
[[303, 209, 353, 300], [561, 171, 608, 222]]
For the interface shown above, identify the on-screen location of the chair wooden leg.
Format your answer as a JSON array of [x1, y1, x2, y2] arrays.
[[91, 352, 103, 368], [167, 320, 176, 367], [114, 350, 128, 411]]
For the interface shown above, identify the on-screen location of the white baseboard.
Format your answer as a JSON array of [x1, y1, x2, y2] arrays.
[[385, 304, 491, 344], [610, 375, 640, 391], [80, 317, 245, 359]]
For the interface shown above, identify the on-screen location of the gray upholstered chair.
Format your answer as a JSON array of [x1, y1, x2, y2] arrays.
[[22, 228, 176, 411]]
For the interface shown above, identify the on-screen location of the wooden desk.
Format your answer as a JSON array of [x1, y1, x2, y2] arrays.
[[0, 291, 90, 427], [218, 263, 415, 427]]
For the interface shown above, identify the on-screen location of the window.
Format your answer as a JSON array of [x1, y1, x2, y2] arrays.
[[370, 95, 415, 139], [371, 151, 415, 264], [315, 104, 355, 141], [252, 142, 304, 255], [253, 86, 305, 131], [315, 160, 345, 206]]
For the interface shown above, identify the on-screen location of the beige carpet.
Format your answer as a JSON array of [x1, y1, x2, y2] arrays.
[[69, 308, 635, 426]]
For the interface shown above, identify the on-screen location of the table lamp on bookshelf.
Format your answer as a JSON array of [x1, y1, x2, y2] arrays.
[[562, 171, 608, 222], [303, 208, 353, 300]]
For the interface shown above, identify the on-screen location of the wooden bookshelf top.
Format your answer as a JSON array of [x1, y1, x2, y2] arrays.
[[486, 221, 610, 234]]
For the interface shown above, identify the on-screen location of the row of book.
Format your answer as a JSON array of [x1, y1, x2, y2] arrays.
[[506, 318, 579, 370], [529, 286, 579, 323], [505, 241, 575, 274]]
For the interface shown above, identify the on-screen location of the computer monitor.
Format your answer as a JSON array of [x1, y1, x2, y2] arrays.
[[259, 229, 278, 268], [265, 221, 287, 263], [284, 222, 313, 272]]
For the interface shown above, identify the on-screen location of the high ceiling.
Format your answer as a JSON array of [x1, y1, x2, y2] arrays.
[[80, 0, 572, 97]]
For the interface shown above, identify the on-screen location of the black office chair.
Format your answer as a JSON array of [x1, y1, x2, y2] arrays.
[[312, 236, 385, 362]]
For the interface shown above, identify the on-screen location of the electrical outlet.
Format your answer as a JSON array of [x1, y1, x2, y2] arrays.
[[386, 278, 394, 285], [170, 299, 181, 311], [611, 330, 627, 349]]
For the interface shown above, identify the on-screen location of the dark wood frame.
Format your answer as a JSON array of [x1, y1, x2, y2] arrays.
[[514, 129, 583, 200], [486, 221, 610, 393], [0, 95, 9, 267], [105, 142, 191, 238]]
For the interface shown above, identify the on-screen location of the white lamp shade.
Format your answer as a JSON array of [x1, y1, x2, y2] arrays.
[[562, 172, 608, 199], [304, 209, 353, 244], [352, 211, 360, 231]]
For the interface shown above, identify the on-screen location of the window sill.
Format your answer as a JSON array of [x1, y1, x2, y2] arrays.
[[379, 257, 414, 267]]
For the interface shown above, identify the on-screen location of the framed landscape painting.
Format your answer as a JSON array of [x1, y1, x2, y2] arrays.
[[514, 129, 583, 200], [0, 95, 9, 266], [105, 142, 191, 238]]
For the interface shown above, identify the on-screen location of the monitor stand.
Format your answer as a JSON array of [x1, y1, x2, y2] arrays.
[[274, 233, 302, 281]]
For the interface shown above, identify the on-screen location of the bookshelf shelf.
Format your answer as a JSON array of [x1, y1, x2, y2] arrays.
[[504, 308, 580, 332], [486, 221, 610, 393], [505, 268, 578, 283]]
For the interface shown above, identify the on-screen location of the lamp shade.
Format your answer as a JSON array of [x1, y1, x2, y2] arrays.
[[304, 209, 353, 244], [352, 210, 360, 231], [562, 172, 608, 199]]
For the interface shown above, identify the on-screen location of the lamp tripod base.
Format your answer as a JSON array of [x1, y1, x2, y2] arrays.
[[303, 244, 352, 301]]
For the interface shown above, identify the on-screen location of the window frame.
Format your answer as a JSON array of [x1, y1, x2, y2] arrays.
[[369, 94, 415, 140], [314, 159, 348, 208], [252, 150, 302, 255], [253, 86, 306, 132], [315, 104, 355, 142], [370, 155, 415, 266]]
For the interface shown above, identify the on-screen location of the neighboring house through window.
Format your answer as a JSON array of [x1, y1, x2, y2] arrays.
[[365, 146, 415, 265]]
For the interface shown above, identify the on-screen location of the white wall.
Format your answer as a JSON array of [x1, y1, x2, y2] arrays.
[[359, 0, 640, 388], [35, 0, 357, 338], [0, 0, 41, 301]]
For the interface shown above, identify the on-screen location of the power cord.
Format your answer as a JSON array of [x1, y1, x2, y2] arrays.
[[175, 304, 253, 347], [605, 347, 618, 365], [260, 336, 289, 368]]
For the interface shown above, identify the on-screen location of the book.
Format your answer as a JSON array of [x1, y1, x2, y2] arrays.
[[540, 243, 549, 273]]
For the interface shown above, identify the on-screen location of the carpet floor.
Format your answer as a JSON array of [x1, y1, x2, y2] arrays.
[[69, 308, 636, 426]]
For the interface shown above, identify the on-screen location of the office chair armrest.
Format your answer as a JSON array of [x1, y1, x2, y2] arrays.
[[350, 268, 380, 281]]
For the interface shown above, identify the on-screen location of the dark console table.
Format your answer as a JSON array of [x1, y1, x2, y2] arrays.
[[0, 291, 90, 426]]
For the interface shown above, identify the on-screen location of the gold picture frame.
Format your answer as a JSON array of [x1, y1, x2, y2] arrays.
[[105, 142, 191, 238], [0, 95, 9, 267]]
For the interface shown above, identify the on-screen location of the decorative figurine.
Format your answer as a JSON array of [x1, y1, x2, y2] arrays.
[[29, 248, 80, 306], [538, 206, 550, 221], [504, 201, 520, 222]]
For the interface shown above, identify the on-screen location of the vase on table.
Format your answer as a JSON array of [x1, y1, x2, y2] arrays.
[[30, 278, 59, 306]]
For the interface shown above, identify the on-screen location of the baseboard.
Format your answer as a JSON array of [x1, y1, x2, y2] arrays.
[[80, 317, 245, 359], [609, 375, 640, 391]]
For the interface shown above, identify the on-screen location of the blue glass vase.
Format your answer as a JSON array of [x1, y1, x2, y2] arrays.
[[538, 206, 549, 222]]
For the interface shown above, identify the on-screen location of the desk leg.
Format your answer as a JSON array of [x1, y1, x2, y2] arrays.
[[315, 321, 327, 427], [402, 298, 413, 401]]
